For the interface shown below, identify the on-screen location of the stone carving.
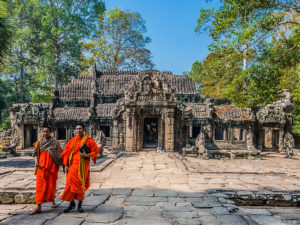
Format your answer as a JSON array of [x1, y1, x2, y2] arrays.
[[125, 71, 176, 103], [95, 130, 106, 157], [0, 129, 20, 156], [195, 128, 208, 157], [182, 144, 197, 156], [283, 132, 295, 158], [257, 89, 294, 124]]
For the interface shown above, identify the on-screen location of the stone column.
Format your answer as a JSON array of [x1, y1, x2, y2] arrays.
[[279, 127, 284, 152], [158, 116, 164, 149], [136, 116, 143, 151], [125, 109, 135, 152], [164, 109, 175, 152], [113, 120, 119, 146]]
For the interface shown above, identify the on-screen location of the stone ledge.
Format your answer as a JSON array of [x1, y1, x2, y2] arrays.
[[222, 191, 300, 207], [0, 191, 35, 204], [0, 152, 123, 204]]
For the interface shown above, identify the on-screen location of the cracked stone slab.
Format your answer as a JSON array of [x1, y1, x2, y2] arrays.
[[116, 219, 173, 225], [82, 194, 110, 206], [125, 196, 167, 206], [1, 213, 47, 225], [93, 189, 113, 195], [112, 188, 132, 196], [105, 196, 126, 206], [250, 215, 286, 225], [132, 189, 154, 196], [154, 189, 178, 197], [163, 211, 198, 219], [173, 218, 201, 225], [124, 205, 149, 211], [86, 205, 123, 223], [124, 210, 163, 219], [212, 206, 230, 215], [199, 215, 220, 225], [216, 215, 248, 225], [44, 215, 85, 225]]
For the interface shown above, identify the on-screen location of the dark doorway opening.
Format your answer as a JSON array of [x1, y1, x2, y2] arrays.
[[24, 124, 38, 148], [272, 130, 280, 149], [143, 118, 158, 148], [58, 127, 67, 140], [100, 126, 110, 137]]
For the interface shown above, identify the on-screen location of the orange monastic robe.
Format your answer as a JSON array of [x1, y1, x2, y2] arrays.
[[36, 151, 59, 204], [60, 136, 98, 201]]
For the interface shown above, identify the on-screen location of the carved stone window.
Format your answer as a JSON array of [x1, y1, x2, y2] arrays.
[[214, 125, 224, 141], [58, 128, 67, 140]]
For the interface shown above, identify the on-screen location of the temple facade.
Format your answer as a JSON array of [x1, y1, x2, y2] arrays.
[[8, 67, 294, 156]]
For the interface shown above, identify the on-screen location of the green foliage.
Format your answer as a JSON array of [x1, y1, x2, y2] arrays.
[[81, 8, 153, 71], [31, 86, 53, 103], [0, 79, 18, 129], [189, 49, 244, 98], [29, 0, 106, 89], [0, 0, 13, 61], [0, 116, 10, 130], [291, 73, 300, 134], [0, 0, 105, 126], [191, 0, 300, 132]]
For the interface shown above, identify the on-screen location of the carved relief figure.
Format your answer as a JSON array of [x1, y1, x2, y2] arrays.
[[283, 132, 295, 158]]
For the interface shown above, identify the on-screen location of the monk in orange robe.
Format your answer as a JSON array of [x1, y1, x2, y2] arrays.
[[60, 124, 99, 213], [30, 126, 63, 215]]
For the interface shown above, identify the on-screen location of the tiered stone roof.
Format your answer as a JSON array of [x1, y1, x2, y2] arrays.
[[96, 103, 117, 118], [53, 70, 255, 122], [53, 107, 90, 121], [214, 105, 255, 122], [57, 71, 198, 98], [58, 76, 93, 100], [186, 103, 212, 119]]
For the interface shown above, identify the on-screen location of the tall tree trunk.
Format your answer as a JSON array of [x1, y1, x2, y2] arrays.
[[55, 44, 60, 90], [20, 43, 24, 103], [243, 45, 248, 71]]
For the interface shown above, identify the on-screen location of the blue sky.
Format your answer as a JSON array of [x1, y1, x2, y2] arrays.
[[106, 0, 222, 75]]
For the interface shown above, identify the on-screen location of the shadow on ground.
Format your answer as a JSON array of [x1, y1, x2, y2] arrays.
[[1, 187, 300, 225]]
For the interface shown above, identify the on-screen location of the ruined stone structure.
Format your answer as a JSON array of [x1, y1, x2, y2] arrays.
[[8, 68, 294, 156]]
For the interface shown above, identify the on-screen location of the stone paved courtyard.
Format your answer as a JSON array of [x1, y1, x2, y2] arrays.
[[0, 152, 300, 225]]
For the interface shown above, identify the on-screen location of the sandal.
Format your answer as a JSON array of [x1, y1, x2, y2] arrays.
[[29, 208, 41, 215], [51, 203, 58, 208]]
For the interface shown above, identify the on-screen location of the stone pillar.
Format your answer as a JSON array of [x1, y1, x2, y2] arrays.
[[113, 120, 119, 146], [164, 109, 175, 152], [279, 127, 284, 152], [125, 109, 135, 152], [158, 116, 164, 149], [207, 123, 212, 142], [137, 116, 143, 151]]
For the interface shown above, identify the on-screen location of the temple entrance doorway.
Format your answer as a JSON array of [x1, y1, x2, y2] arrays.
[[24, 124, 38, 148], [143, 118, 158, 148]]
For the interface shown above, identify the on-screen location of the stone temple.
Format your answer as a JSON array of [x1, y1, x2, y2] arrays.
[[6, 66, 295, 157]]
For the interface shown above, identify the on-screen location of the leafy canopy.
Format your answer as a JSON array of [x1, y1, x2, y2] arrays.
[[190, 0, 299, 132], [81, 8, 153, 72]]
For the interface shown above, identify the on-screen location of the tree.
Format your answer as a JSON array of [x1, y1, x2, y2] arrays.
[[190, 0, 300, 132], [0, 0, 13, 61], [0, 79, 18, 129], [0, 0, 35, 103], [81, 8, 153, 71], [31, 0, 106, 90], [1, 0, 105, 104]]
